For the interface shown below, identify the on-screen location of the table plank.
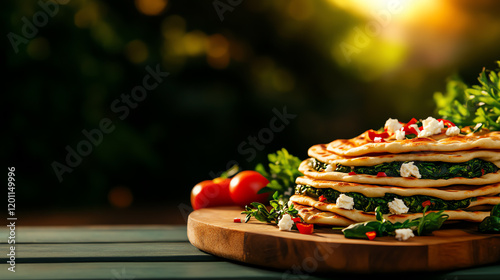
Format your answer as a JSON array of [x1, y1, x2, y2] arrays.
[[0, 262, 290, 280], [0, 242, 218, 263], [0, 225, 187, 243], [0, 262, 499, 280]]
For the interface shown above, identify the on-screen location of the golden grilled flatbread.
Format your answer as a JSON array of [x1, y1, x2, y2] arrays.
[[299, 159, 500, 188], [326, 130, 500, 157], [295, 176, 500, 200], [293, 202, 355, 226], [310, 144, 500, 167], [290, 195, 491, 224]]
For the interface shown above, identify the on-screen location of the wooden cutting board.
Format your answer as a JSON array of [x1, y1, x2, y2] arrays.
[[187, 206, 500, 273]]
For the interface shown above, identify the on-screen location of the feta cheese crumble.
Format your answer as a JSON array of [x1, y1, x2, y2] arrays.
[[395, 128, 405, 140], [325, 164, 334, 172], [418, 117, 444, 137], [278, 214, 294, 231], [336, 194, 354, 210], [446, 126, 460, 136], [400, 162, 421, 178], [385, 118, 403, 134], [395, 228, 414, 241], [388, 198, 409, 215]]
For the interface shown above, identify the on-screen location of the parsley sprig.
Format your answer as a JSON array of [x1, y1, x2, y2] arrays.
[[242, 191, 300, 223], [434, 61, 500, 131], [255, 148, 303, 199]]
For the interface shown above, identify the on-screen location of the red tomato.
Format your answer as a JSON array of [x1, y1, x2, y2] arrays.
[[190, 178, 233, 210], [229, 171, 269, 207]]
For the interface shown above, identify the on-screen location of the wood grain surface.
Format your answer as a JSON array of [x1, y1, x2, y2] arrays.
[[187, 206, 500, 273]]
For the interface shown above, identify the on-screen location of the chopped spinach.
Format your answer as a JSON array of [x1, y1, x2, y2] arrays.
[[295, 185, 474, 214], [311, 158, 499, 180]]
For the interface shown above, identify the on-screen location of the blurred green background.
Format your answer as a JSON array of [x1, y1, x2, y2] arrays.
[[4, 0, 500, 224]]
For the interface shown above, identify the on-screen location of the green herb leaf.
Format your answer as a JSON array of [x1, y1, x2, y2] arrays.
[[241, 191, 299, 224], [255, 148, 303, 199], [340, 205, 449, 239], [478, 204, 500, 233], [434, 61, 500, 131]]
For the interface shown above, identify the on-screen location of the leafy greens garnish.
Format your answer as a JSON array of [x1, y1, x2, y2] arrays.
[[242, 191, 300, 224], [478, 204, 500, 233], [255, 148, 303, 199], [434, 61, 500, 130], [340, 206, 449, 239]]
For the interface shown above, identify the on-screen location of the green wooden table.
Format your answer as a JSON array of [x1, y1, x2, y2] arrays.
[[0, 225, 499, 279]]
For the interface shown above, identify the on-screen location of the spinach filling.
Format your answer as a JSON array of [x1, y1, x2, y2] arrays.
[[310, 158, 499, 180], [295, 184, 475, 214]]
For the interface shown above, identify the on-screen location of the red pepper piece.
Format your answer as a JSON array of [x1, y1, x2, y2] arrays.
[[291, 217, 301, 223], [366, 231, 377, 240], [437, 119, 456, 128], [296, 223, 314, 234], [377, 172, 387, 177], [402, 118, 419, 135], [234, 218, 242, 223], [481, 169, 485, 176], [318, 195, 327, 202], [422, 200, 431, 208], [368, 130, 389, 141], [348, 171, 356, 175]]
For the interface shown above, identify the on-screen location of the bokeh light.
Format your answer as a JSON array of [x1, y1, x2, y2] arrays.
[[135, 0, 168, 16], [125, 39, 149, 64], [108, 186, 134, 208]]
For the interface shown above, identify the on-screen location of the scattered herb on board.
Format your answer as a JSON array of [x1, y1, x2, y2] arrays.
[[478, 204, 500, 233], [255, 148, 303, 199], [242, 191, 300, 224], [434, 61, 500, 130], [337, 206, 449, 240]]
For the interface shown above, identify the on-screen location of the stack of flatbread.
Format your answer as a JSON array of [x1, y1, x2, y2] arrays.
[[290, 118, 500, 226]]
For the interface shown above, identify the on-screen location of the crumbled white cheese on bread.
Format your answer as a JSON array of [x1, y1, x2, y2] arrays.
[[278, 214, 294, 231], [446, 126, 460, 136], [395, 228, 414, 241], [418, 117, 444, 137], [400, 162, 421, 179], [385, 118, 403, 134], [336, 194, 354, 210], [395, 128, 405, 140], [388, 198, 409, 215], [325, 164, 334, 172]]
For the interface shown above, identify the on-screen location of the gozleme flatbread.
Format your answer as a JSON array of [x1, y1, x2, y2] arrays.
[[310, 144, 500, 167], [290, 195, 491, 223], [292, 202, 355, 226], [295, 176, 500, 200], [298, 159, 500, 188], [326, 130, 500, 157]]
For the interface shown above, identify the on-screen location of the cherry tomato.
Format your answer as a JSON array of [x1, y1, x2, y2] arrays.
[[229, 171, 269, 207], [190, 178, 233, 210]]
